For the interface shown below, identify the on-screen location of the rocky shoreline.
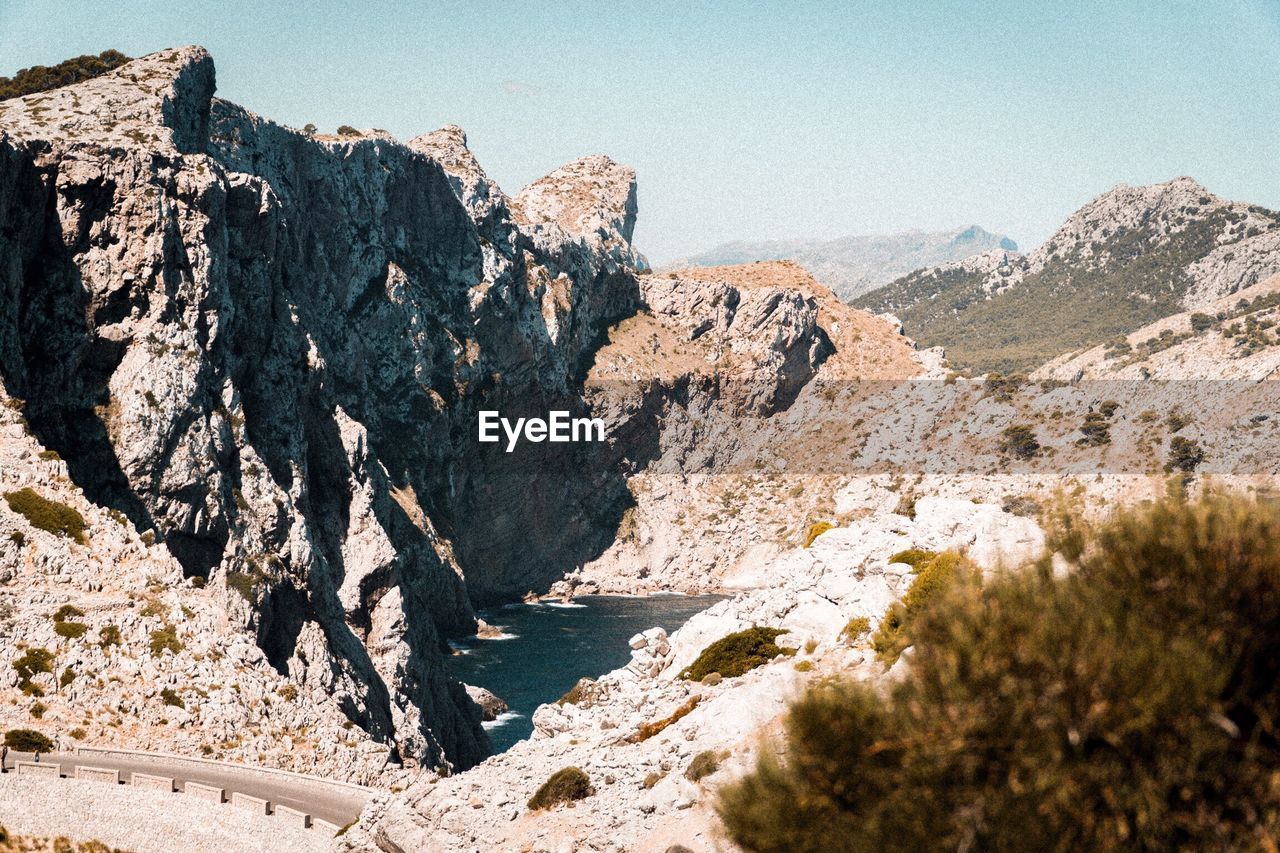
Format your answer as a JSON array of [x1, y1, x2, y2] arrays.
[[343, 498, 1044, 851]]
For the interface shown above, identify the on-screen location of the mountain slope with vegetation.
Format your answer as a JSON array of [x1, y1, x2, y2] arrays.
[[856, 178, 1280, 374]]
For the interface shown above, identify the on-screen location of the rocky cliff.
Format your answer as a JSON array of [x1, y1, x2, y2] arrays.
[[0, 46, 651, 778], [0, 47, 917, 785]]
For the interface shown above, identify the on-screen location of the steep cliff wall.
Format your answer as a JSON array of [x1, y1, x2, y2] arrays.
[[0, 46, 644, 774]]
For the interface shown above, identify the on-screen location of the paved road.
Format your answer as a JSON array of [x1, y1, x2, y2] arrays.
[[0, 751, 370, 827]]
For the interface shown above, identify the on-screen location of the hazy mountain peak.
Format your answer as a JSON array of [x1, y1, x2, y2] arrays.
[[664, 225, 1018, 302]]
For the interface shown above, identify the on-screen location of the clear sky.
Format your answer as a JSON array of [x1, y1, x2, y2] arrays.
[[3, 0, 1278, 263]]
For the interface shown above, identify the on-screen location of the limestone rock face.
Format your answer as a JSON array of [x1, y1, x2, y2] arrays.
[[514, 155, 638, 251], [0, 47, 645, 775], [406, 125, 509, 225], [463, 685, 509, 722]]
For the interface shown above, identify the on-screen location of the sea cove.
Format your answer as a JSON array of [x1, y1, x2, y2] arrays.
[[447, 595, 725, 752]]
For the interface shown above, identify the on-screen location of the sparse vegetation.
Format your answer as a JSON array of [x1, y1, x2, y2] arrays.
[[718, 493, 1280, 851], [1001, 494, 1042, 518], [629, 696, 700, 743], [3, 488, 88, 543], [856, 211, 1250, 373], [149, 624, 182, 656], [679, 628, 794, 681], [528, 766, 592, 810], [686, 749, 727, 782], [999, 425, 1040, 459], [160, 688, 185, 708]]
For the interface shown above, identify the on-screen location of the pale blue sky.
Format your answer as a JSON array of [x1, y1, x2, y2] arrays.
[[3, 0, 1278, 262]]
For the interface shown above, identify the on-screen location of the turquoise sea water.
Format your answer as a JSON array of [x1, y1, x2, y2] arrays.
[[447, 594, 724, 753]]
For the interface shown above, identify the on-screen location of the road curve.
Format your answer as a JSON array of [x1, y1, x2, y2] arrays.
[[0, 750, 372, 828]]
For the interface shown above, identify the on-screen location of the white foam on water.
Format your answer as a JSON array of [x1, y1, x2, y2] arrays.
[[482, 711, 524, 730]]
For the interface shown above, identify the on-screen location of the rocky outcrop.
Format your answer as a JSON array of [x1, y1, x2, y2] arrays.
[[0, 46, 646, 777], [463, 685, 508, 723]]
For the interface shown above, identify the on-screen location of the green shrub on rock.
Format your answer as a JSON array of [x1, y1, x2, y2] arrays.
[[1167, 436, 1205, 473], [4, 728, 53, 752], [557, 677, 596, 707], [53, 621, 88, 639], [52, 605, 84, 622], [149, 625, 182, 657], [887, 548, 935, 569], [839, 616, 870, 643], [3, 488, 87, 543], [98, 624, 121, 648], [802, 521, 833, 548], [719, 493, 1280, 851], [528, 766, 592, 811], [0, 50, 131, 101], [679, 627, 794, 681], [872, 552, 974, 664], [12, 647, 53, 693], [999, 424, 1040, 459]]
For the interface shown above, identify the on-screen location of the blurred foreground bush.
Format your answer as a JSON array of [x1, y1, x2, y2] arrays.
[[719, 493, 1280, 851]]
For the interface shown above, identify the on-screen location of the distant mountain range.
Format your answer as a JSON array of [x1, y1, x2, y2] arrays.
[[663, 225, 1018, 302], [855, 177, 1280, 375]]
